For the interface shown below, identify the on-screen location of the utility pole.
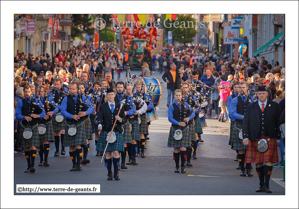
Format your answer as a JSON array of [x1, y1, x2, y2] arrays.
[[105, 14, 107, 43]]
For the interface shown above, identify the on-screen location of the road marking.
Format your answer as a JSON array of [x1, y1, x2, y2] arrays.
[[188, 174, 219, 178], [272, 178, 285, 188]]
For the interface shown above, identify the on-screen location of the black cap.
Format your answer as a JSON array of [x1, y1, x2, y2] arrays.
[[257, 85, 267, 92], [106, 88, 115, 94]]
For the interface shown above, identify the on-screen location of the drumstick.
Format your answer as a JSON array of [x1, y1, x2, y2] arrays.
[[101, 100, 125, 163]]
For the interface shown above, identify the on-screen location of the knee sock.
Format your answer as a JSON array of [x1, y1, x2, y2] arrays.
[[76, 148, 83, 166], [30, 150, 37, 167], [180, 150, 187, 167], [141, 139, 145, 152], [105, 158, 112, 173], [38, 144, 44, 162], [127, 143, 132, 159], [187, 147, 192, 163], [264, 165, 273, 188], [54, 136, 59, 151], [173, 152, 180, 168], [137, 141, 140, 153], [238, 153, 245, 171], [60, 134, 65, 149], [192, 141, 197, 153], [256, 166, 265, 187], [95, 140, 98, 146], [83, 144, 89, 159], [25, 151, 31, 168], [69, 151, 76, 167], [44, 144, 50, 163], [246, 163, 252, 170], [121, 150, 126, 164], [112, 157, 120, 173]]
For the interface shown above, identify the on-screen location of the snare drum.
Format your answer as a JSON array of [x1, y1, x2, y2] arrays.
[[199, 113, 207, 129], [146, 108, 158, 122]]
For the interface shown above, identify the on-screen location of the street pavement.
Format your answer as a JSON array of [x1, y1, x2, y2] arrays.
[[14, 69, 285, 195]]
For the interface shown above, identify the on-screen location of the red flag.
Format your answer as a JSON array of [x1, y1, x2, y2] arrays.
[[126, 14, 132, 21], [149, 14, 154, 22], [133, 14, 140, 22], [172, 14, 177, 20]]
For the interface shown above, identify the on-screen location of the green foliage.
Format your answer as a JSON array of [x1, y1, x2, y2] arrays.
[[71, 14, 95, 40], [99, 28, 115, 43], [161, 14, 197, 44]]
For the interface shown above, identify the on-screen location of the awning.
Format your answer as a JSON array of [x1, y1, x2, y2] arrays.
[[233, 38, 248, 44], [253, 31, 283, 56]]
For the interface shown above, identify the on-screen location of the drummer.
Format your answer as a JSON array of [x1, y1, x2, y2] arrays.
[[35, 85, 58, 167], [96, 88, 127, 180], [78, 82, 95, 165], [15, 85, 46, 173], [167, 89, 195, 173], [60, 82, 94, 171], [115, 81, 136, 168], [182, 82, 199, 167], [133, 80, 153, 158]]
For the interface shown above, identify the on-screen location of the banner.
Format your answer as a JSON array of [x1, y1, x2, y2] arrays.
[[203, 15, 210, 22], [223, 26, 239, 45], [59, 19, 72, 27], [168, 31, 172, 44], [58, 31, 66, 40], [210, 14, 221, 22], [26, 20, 35, 33]]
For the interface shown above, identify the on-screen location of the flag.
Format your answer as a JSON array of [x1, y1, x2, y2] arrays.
[[165, 14, 172, 20], [126, 14, 132, 21], [138, 14, 146, 25], [111, 14, 118, 23], [133, 14, 140, 22], [149, 14, 154, 22], [172, 14, 177, 20], [118, 14, 125, 23]]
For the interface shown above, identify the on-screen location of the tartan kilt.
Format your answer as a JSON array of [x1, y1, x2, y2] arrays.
[[229, 121, 247, 150], [131, 120, 141, 141], [39, 121, 54, 143], [64, 120, 88, 147], [52, 116, 66, 131], [194, 116, 203, 134], [167, 126, 190, 148], [245, 138, 279, 164], [122, 122, 132, 144], [96, 131, 124, 152], [90, 114, 98, 133], [189, 121, 196, 142], [84, 118, 93, 140], [20, 125, 40, 148], [139, 114, 148, 135]]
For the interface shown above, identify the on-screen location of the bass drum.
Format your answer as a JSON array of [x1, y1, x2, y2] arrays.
[[132, 76, 162, 108], [146, 108, 158, 122]]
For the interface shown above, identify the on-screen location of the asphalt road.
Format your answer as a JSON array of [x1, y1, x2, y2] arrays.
[[14, 70, 285, 195]]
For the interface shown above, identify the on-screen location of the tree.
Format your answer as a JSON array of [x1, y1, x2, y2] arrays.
[[99, 28, 115, 43], [161, 14, 197, 44], [71, 14, 95, 40]]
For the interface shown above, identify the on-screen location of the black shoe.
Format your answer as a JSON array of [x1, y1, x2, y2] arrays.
[[38, 161, 44, 166], [82, 158, 90, 164], [192, 153, 197, 160], [70, 165, 78, 171], [54, 151, 60, 157], [77, 166, 83, 171], [126, 159, 133, 165], [265, 187, 272, 193], [96, 151, 100, 156], [146, 137, 150, 141], [256, 185, 266, 192], [198, 139, 204, 142], [236, 164, 241, 170], [107, 172, 113, 180], [240, 170, 246, 176], [132, 158, 138, 165], [181, 167, 186, 174], [234, 156, 238, 161], [246, 169, 253, 177], [61, 149, 66, 155], [114, 172, 120, 181], [141, 152, 146, 158], [136, 152, 140, 157], [29, 167, 35, 173], [118, 165, 120, 170], [24, 168, 31, 173], [186, 162, 193, 167], [44, 162, 50, 167], [174, 167, 180, 173], [100, 152, 103, 156], [121, 163, 127, 169]]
